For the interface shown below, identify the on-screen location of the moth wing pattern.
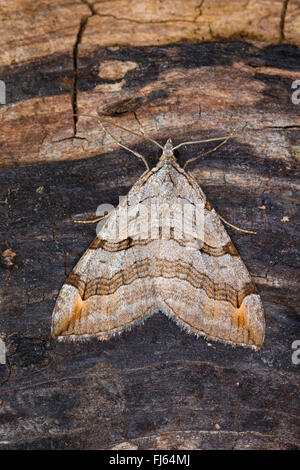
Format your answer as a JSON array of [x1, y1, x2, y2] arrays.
[[52, 155, 265, 349], [152, 164, 265, 349], [52, 170, 158, 341]]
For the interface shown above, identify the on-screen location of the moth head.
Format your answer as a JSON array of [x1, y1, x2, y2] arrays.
[[159, 138, 176, 162]]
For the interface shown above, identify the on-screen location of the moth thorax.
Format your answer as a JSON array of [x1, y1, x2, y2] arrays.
[[159, 138, 176, 162]]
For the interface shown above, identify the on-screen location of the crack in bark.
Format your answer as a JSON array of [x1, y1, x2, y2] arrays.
[[248, 125, 300, 132], [72, 16, 90, 136], [279, 0, 290, 42], [266, 125, 300, 130], [81, 0, 96, 16], [54, 136, 89, 144], [194, 0, 205, 22], [71, 1, 207, 136], [92, 13, 201, 25], [70, 0, 295, 138], [71, 1, 98, 136]]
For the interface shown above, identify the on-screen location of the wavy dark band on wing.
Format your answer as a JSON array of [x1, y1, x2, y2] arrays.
[[89, 233, 238, 257], [65, 258, 257, 308]]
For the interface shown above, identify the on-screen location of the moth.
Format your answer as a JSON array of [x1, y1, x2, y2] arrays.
[[52, 117, 265, 349]]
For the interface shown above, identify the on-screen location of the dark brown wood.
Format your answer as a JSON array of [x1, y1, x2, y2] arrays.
[[0, 0, 299, 450]]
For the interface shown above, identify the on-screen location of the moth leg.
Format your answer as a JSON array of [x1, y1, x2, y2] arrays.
[[217, 213, 257, 235], [74, 213, 109, 224]]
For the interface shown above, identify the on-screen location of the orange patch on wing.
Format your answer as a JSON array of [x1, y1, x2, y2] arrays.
[[234, 302, 247, 330], [56, 294, 83, 337]]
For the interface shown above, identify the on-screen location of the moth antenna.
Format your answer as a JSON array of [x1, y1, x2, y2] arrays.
[[98, 117, 151, 171], [75, 113, 163, 149], [174, 124, 245, 151], [182, 126, 239, 170], [74, 113, 150, 170], [173, 135, 234, 150], [133, 111, 163, 149]]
